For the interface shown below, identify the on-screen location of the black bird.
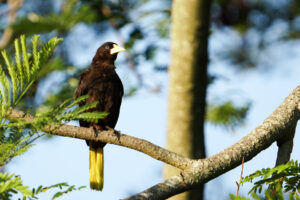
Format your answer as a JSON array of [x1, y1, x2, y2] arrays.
[[74, 42, 125, 191]]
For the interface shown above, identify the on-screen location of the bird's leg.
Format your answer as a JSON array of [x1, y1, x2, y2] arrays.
[[105, 126, 121, 141], [92, 126, 98, 138], [92, 124, 104, 137]]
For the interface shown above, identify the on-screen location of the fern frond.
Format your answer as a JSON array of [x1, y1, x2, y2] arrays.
[[46, 97, 97, 123], [29, 95, 107, 131], [0, 131, 37, 166], [2, 50, 19, 103], [72, 101, 98, 114], [0, 173, 85, 200], [0, 142, 15, 166], [65, 95, 89, 110], [75, 112, 108, 123], [14, 38, 24, 91], [20, 35, 31, 83], [242, 160, 300, 196], [0, 67, 10, 116], [39, 37, 63, 67], [0, 35, 64, 167], [31, 182, 86, 200], [31, 35, 40, 79], [0, 173, 32, 198]]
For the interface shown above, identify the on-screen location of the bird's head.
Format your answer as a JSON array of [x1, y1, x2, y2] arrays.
[[93, 42, 125, 64]]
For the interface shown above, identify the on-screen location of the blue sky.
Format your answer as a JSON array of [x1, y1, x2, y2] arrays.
[[7, 24, 300, 200]]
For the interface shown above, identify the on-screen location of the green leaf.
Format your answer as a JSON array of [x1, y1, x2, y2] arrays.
[[0, 173, 32, 198], [39, 37, 63, 68], [20, 35, 30, 83], [242, 160, 300, 197], [14, 38, 24, 91], [31, 35, 40, 79], [75, 112, 109, 123], [1, 50, 18, 103], [0, 35, 63, 166], [0, 66, 10, 116], [206, 101, 251, 130]]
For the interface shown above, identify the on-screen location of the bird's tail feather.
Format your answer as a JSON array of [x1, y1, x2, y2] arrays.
[[89, 143, 104, 191]]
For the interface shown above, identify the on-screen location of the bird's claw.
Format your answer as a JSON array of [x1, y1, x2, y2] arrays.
[[92, 126, 99, 137], [105, 126, 121, 141]]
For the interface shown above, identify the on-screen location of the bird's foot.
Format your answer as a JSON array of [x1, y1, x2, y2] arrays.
[[105, 126, 121, 141], [92, 126, 99, 137], [92, 124, 104, 137]]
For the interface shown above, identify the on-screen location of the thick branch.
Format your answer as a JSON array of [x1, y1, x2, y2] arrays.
[[8, 109, 192, 170], [125, 85, 300, 199], [7, 85, 300, 199], [123, 174, 188, 200]]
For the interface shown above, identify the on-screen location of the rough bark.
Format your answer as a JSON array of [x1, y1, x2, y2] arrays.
[[125, 85, 300, 200], [165, 0, 211, 199], [7, 85, 300, 199]]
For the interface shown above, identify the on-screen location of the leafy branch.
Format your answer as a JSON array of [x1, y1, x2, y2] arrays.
[[29, 182, 86, 200], [0, 35, 63, 166], [0, 35, 108, 168], [0, 35, 113, 200], [0, 172, 85, 200], [0, 35, 63, 118], [5, 84, 300, 200], [0, 172, 31, 200], [242, 160, 300, 196]]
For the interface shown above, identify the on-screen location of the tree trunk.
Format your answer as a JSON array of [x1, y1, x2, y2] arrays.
[[164, 0, 211, 199]]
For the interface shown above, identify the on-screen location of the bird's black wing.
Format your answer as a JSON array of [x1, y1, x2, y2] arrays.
[[84, 70, 123, 128], [74, 68, 91, 106], [75, 67, 123, 129]]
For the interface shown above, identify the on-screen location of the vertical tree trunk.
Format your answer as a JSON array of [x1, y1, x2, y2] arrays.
[[164, 0, 211, 199]]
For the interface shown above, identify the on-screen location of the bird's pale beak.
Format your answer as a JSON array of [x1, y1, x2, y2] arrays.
[[110, 44, 126, 55]]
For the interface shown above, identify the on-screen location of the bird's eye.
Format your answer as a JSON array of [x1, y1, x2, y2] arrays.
[[105, 45, 110, 49]]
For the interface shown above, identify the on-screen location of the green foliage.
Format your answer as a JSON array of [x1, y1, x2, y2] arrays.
[[206, 101, 251, 129], [29, 182, 86, 200], [231, 160, 300, 199], [0, 35, 63, 166], [229, 194, 250, 200], [12, 0, 97, 36], [0, 172, 85, 200], [242, 160, 300, 196], [0, 35, 108, 167], [231, 186, 300, 200], [0, 34, 106, 199], [0, 134, 35, 167], [0, 173, 32, 200], [0, 34, 63, 117], [30, 95, 108, 130]]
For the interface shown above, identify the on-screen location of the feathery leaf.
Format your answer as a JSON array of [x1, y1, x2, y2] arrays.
[[2, 50, 19, 103], [14, 39, 24, 91], [31, 35, 40, 79], [20, 35, 30, 83]]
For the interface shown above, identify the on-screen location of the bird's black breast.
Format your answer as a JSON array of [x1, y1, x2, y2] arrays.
[[74, 66, 124, 129]]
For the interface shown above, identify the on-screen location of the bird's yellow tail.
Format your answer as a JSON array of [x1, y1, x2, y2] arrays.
[[89, 143, 104, 191]]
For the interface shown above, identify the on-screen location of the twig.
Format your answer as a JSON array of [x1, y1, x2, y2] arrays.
[[236, 156, 244, 196]]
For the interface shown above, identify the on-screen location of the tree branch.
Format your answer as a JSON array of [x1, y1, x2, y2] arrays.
[[125, 85, 300, 199], [8, 109, 193, 170], [7, 85, 300, 199]]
